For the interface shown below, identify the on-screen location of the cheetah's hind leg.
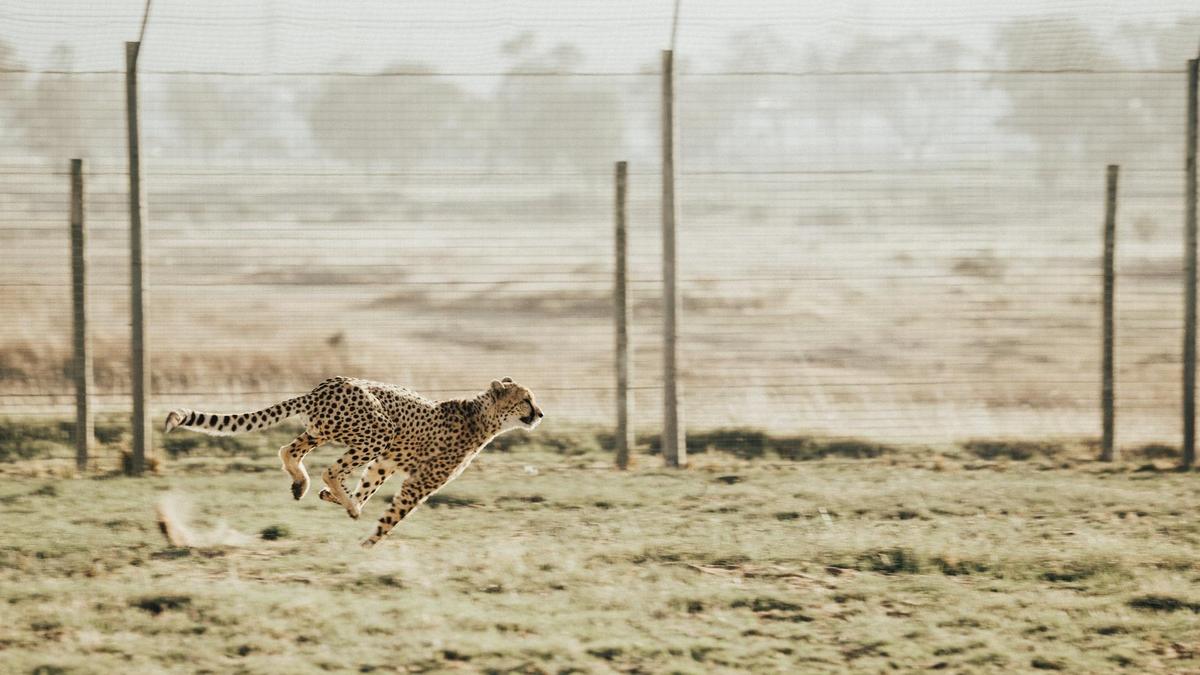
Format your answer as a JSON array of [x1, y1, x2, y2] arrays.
[[279, 432, 325, 500], [320, 458, 391, 510], [319, 444, 377, 519]]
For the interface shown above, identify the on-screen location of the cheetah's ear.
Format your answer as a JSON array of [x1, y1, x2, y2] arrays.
[[490, 379, 506, 394], [501, 377, 513, 383]]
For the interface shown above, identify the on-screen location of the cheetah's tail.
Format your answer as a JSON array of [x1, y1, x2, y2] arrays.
[[163, 395, 310, 436]]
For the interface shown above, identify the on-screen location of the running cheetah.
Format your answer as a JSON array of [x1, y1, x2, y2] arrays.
[[164, 376, 543, 547]]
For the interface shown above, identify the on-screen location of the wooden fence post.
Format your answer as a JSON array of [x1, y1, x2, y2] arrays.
[[1101, 165, 1118, 462], [614, 163, 633, 468], [614, 161, 633, 469], [126, 41, 150, 474], [1184, 58, 1198, 469], [661, 49, 686, 468], [70, 159, 93, 472]]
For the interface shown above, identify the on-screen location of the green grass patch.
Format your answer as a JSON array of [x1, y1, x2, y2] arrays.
[[488, 425, 603, 455], [961, 439, 1065, 461], [162, 433, 258, 458], [1126, 443, 1179, 460], [730, 597, 813, 622], [1127, 594, 1200, 613], [425, 492, 482, 508], [1038, 558, 1121, 584], [858, 547, 923, 574], [0, 417, 127, 462], [636, 427, 897, 461], [132, 594, 192, 615], [259, 524, 290, 541]]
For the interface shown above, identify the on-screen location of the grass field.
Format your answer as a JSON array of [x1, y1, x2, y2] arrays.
[[1, 436, 1198, 674]]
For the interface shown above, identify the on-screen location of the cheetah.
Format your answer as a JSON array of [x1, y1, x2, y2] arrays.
[[163, 376, 543, 548]]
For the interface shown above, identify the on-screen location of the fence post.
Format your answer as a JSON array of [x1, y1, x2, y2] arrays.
[[661, 49, 686, 468], [614, 161, 633, 469], [1101, 165, 1118, 462], [70, 159, 93, 472], [1184, 58, 1198, 469], [126, 41, 150, 474]]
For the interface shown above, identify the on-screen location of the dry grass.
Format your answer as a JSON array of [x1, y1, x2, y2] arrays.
[[1, 173, 1189, 444], [0, 440, 1198, 673]]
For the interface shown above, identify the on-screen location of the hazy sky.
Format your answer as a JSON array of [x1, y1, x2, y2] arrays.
[[2, 0, 1197, 74]]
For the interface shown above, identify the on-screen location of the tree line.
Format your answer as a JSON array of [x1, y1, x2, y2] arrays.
[[1, 18, 1196, 178]]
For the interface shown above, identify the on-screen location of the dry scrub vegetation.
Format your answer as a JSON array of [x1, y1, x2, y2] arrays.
[[0, 430, 1198, 673]]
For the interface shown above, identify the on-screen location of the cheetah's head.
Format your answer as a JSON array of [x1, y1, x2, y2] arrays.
[[489, 377, 543, 431]]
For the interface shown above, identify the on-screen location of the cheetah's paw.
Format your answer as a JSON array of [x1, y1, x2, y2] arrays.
[[318, 488, 360, 519]]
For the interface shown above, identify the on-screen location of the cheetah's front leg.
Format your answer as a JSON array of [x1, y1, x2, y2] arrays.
[[360, 469, 449, 549], [350, 457, 401, 512]]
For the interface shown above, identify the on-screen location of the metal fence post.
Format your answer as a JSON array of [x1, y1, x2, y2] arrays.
[[70, 159, 93, 472]]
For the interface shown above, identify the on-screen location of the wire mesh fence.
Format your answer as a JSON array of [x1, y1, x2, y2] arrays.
[[2, 3, 1199, 456]]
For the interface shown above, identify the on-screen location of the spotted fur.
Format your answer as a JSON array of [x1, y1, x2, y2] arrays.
[[164, 376, 543, 548]]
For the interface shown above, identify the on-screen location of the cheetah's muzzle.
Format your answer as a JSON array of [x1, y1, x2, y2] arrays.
[[520, 400, 543, 427]]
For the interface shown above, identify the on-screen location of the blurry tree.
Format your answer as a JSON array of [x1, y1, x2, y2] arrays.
[[12, 45, 124, 162], [0, 39, 26, 151], [676, 27, 800, 168], [1123, 15, 1200, 66], [834, 35, 971, 161], [0, 38, 17, 69], [487, 35, 625, 172], [1121, 15, 1200, 166], [620, 27, 804, 170], [989, 17, 1182, 182], [155, 76, 292, 162], [635, 27, 973, 170], [303, 63, 480, 167]]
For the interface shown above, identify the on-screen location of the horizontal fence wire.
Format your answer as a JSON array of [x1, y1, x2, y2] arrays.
[[2, 3, 1199, 451], [0, 68, 1190, 76]]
